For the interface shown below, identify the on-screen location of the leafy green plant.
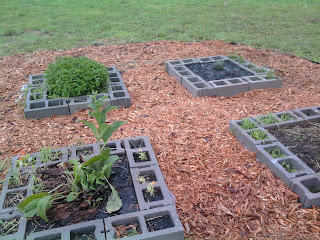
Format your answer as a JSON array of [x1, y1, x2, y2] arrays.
[[267, 148, 286, 158], [138, 149, 148, 161], [249, 129, 269, 140], [136, 174, 146, 184], [265, 70, 277, 79], [228, 55, 245, 64], [32, 175, 46, 194], [39, 146, 62, 163], [281, 161, 298, 173], [214, 61, 224, 71], [258, 113, 279, 124], [280, 113, 295, 121], [44, 56, 110, 98], [146, 181, 155, 196], [240, 118, 256, 130]]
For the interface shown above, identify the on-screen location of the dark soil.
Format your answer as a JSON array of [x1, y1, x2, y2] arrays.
[[26, 155, 138, 234], [4, 189, 27, 208], [142, 187, 164, 202], [186, 60, 253, 81], [269, 121, 320, 172], [8, 173, 30, 189], [145, 215, 174, 232]]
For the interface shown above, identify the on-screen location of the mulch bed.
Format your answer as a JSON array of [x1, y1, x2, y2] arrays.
[[0, 40, 320, 239]]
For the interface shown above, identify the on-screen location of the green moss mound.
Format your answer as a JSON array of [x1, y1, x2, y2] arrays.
[[45, 56, 109, 98]]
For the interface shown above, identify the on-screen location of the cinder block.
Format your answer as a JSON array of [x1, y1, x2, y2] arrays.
[[229, 118, 259, 142], [242, 76, 283, 90], [292, 106, 320, 121], [109, 71, 125, 85], [68, 143, 100, 160], [123, 136, 158, 168], [26, 219, 105, 240], [0, 211, 27, 240], [131, 165, 174, 210], [181, 76, 213, 98], [108, 84, 131, 108], [29, 74, 44, 85], [36, 147, 69, 168], [100, 139, 125, 156], [105, 205, 184, 240], [107, 66, 117, 71], [26, 86, 47, 103], [207, 55, 228, 61], [209, 78, 249, 96], [165, 60, 184, 74], [290, 174, 320, 208]]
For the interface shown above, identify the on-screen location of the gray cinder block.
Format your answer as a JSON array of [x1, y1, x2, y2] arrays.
[[181, 76, 213, 98], [292, 106, 320, 121], [0, 211, 27, 240], [108, 84, 131, 108], [242, 76, 283, 91], [209, 78, 249, 96]]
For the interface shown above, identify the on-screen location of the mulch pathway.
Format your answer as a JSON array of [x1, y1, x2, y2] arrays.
[[0, 41, 320, 239]]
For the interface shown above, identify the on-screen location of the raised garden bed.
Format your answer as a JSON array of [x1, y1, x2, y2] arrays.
[[0, 136, 184, 240], [24, 67, 131, 119], [165, 55, 282, 97], [229, 106, 320, 207]]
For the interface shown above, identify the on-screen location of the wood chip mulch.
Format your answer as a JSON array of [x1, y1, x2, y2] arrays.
[[0, 41, 320, 239]]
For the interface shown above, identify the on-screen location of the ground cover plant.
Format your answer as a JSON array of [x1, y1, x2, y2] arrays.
[[1, 0, 320, 61]]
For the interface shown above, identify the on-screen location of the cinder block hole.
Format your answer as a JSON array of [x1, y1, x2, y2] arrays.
[[265, 146, 287, 158], [214, 81, 227, 86], [199, 58, 211, 62], [237, 119, 257, 130], [173, 66, 186, 71], [229, 79, 242, 84], [8, 173, 30, 189], [249, 77, 262, 81], [114, 92, 125, 98], [4, 189, 27, 208], [112, 218, 142, 239], [34, 233, 62, 240], [110, 77, 121, 83], [145, 212, 174, 232], [187, 77, 201, 83], [30, 93, 43, 101], [70, 226, 96, 240], [182, 59, 194, 63], [101, 142, 116, 150], [111, 85, 123, 91], [248, 129, 269, 140], [301, 109, 319, 116], [48, 99, 63, 107], [0, 216, 20, 235], [142, 187, 164, 202], [212, 56, 223, 60], [301, 178, 320, 193], [107, 67, 115, 71], [170, 60, 182, 65], [194, 83, 207, 89], [74, 96, 88, 103], [278, 158, 304, 173], [76, 146, 94, 156], [179, 71, 192, 76], [129, 139, 146, 149], [276, 113, 296, 121], [32, 79, 44, 84], [137, 170, 157, 183], [31, 75, 43, 80], [96, 94, 108, 100], [133, 151, 151, 163], [30, 102, 45, 109], [109, 72, 118, 77]]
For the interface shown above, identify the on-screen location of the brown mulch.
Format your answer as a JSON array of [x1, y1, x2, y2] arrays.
[[0, 41, 320, 239]]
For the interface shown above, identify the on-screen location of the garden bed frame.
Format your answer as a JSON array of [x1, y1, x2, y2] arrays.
[[166, 55, 282, 97], [24, 67, 131, 119], [0, 136, 184, 240], [229, 105, 320, 208]]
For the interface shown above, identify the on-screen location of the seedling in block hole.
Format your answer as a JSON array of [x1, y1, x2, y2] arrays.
[[240, 118, 256, 130], [115, 224, 141, 239], [214, 61, 224, 71], [147, 181, 156, 196], [137, 174, 147, 184], [249, 129, 269, 140], [0, 218, 19, 237], [267, 148, 286, 158], [138, 149, 148, 161], [280, 113, 295, 121], [281, 161, 298, 173], [258, 113, 279, 124], [228, 55, 245, 64], [265, 70, 277, 79]]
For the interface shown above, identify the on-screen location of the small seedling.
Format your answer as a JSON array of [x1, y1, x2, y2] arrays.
[[0, 218, 19, 236], [281, 161, 298, 173], [214, 61, 224, 71], [280, 113, 295, 121], [146, 181, 155, 196], [228, 55, 245, 64], [265, 70, 277, 79], [258, 113, 279, 124], [240, 118, 256, 130], [138, 149, 148, 161], [39, 146, 62, 163], [127, 227, 139, 237], [267, 148, 286, 158], [137, 174, 147, 184], [249, 129, 269, 140], [32, 175, 46, 194], [31, 86, 45, 100], [254, 67, 266, 73]]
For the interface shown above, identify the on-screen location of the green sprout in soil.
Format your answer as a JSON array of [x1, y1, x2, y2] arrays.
[[31, 86, 45, 100], [214, 61, 224, 71], [258, 113, 279, 124], [228, 55, 245, 64], [249, 129, 269, 140], [280, 113, 295, 121], [240, 118, 257, 130], [146, 181, 155, 196], [267, 148, 286, 158], [281, 161, 298, 173], [136, 174, 147, 184], [39, 146, 62, 163], [138, 149, 148, 161], [265, 70, 277, 79]]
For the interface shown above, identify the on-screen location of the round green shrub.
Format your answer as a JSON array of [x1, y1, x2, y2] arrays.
[[44, 56, 109, 98]]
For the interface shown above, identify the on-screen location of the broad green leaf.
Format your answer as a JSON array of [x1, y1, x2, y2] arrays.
[[37, 195, 52, 222], [106, 181, 122, 213], [68, 158, 80, 165], [79, 120, 98, 139], [67, 192, 78, 202], [82, 148, 110, 168], [17, 193, 49, 208], [101, 106, 119, 123], [102, 121, 126, 143]]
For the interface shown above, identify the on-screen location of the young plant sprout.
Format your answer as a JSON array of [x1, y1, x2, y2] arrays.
[[214, 61, 224, 71], [137, 174, 147, 184], [280, 113, 295, 121], [265, 70, 277, 79], [258, 113, 279, 124], [267, 148, 286, 158], [249, 129, 269, 140], [281, 161, 298, 173], [240, 118, 256, 130], [146, 181, 155, 196], [138, 149, 148, 161], [228, 55, 245, 64]]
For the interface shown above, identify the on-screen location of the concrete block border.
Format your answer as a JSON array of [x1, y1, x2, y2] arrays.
[[1, 136, 184, 239], [24, 67, 131, 119], [229, 106, 320, 207], [0, 211, 27, 240], [165, 55, 281, 98]]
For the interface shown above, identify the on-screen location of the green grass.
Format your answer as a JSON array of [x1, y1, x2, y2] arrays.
[[0, 0, 320, 61]]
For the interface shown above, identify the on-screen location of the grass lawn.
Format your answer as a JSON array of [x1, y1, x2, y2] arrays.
[[0, 0, 320, 61]]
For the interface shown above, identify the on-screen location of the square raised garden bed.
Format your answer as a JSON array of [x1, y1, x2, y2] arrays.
[[229, 106, 320, 207], [166, 55, 282, 97], [24, 67, 131, 119], [0, 136, 184, 240]]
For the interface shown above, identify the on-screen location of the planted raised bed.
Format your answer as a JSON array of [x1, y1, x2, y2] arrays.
[[0, 136, 184, 240], [229, 106, 320, 207], [166, 55, 283, 97], [24, 66, 131, 119]]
